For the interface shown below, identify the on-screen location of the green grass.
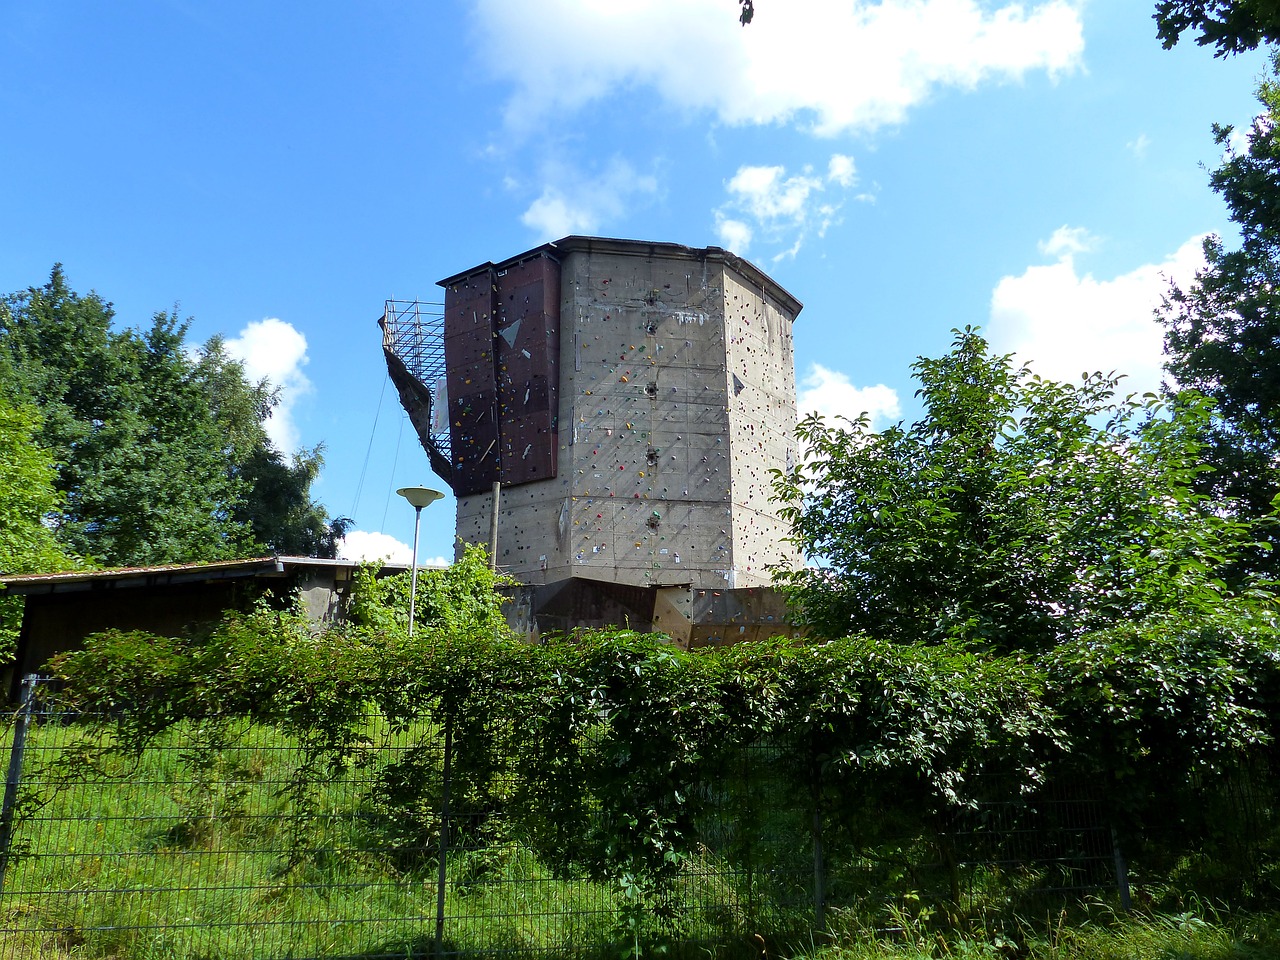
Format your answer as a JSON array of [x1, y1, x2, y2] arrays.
[[0, 716, 789, 960], [806, 907, 1280, 959], [6, 716, 1277, 960]]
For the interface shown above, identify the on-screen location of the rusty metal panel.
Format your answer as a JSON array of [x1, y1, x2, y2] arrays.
[[494, 255, 560, 486], [441, 255, 560, 494], [449, 359, 497, 395], [502, 374, 552, 414], [443, 273, 495, 337], [450, 388, 501, 494], [499, 414, 556, 485], [445, 330, 495, 367], [444, 271, 500, 495], [446, 358, 501, 498]]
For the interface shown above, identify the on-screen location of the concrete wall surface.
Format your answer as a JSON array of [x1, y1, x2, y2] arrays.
[[453, 238, 801, 594]]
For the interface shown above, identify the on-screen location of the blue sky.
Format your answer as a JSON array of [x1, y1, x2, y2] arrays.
[[1, 1, 1270, 564]]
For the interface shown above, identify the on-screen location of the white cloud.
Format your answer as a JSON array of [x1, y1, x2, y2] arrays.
[[521, 157, 659, 240], [338, 530, 412, 564], [475, 0, 1083, 137], [225, 317, 311, 453], [716, 217, 753, 252], [798, 363, 901, 428], [988, 229, 1208, 395], [729, 165, 823, 221], [1038, 225, 1097, 258], [715, 155, 859, 256], [827, 154, 857, 187], [336, 529, 450, 567], [1126, 133, 1150, 159]]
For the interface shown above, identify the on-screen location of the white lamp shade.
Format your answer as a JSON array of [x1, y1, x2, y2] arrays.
[[396, 486, 446, 509]]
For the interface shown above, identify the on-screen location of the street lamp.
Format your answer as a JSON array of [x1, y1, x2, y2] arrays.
[[396, 486, 445, 636]]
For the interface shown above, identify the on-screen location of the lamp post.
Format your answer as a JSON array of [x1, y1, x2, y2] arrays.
[[396, 486, 445, 636]]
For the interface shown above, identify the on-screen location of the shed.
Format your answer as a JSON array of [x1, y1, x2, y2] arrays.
[[1, 556, 411, 700]]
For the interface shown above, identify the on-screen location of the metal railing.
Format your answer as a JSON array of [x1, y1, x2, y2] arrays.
[[1, 676, 1120, 960], [381, 298, 449, 459]]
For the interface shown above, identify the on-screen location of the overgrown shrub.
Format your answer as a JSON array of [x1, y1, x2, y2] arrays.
[[49, 581, 1280, 920]]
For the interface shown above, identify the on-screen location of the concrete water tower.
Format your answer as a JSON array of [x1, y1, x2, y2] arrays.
[[382, 236, 803, 643]]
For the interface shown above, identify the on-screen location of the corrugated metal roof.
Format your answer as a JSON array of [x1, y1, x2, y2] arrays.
[[0, 556, 416, 595]]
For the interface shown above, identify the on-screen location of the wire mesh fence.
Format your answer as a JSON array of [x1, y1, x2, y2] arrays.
[[1, 676, 1120, 960]]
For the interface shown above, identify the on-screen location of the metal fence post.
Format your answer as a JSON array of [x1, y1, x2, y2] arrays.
[[1110, 823, 1132, 911], [434, 709, 454, 958], [812, 774, 826, 935], [0, 674, 39, 897]]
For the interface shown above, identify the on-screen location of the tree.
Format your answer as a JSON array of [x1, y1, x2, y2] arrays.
[[0, 368, 82, 659], [234, 444, 352, 557], [772, 329, 1269, 651], [0, 364, 75, 575], [193, 335, 350, 558], [1154, 0, 1280, 56], [0, 267, 345, 566], [1159, 56, 1280, 575]]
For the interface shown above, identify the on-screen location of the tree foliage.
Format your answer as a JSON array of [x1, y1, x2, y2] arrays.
[[234, 442, 350, 558], [1160, 57, 1280, 576], [772, 329, 1272, 651], [0, 373, 83, 659], [1155, 0, 1280, 56], [52, 599, 1280, 913], [0, 390, 74, 576], [51, 620, 1059, 914], [0, 266, 344, 565], [345, 542, 514, 637]]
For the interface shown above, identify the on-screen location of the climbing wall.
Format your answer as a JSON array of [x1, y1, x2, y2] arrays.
[[442, 253, 560, 496], [724, 271, 802, 581], [556, 247, 734, 587], [494, 254, 561, 486], [443, 270, 500, 495], [446, 238, 801, 591]]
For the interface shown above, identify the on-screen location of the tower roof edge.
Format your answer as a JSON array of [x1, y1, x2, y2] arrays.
[[435, 235, 803, 319]]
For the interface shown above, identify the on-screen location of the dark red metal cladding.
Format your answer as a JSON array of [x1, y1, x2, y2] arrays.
[[494, 255, 560, 486], [447, 329, 494, 367], [444, 271, 500, 495], [499, 414, 555, 484], [450, 388, 500, 494], [448, 357, 496, 391], [444, 273, 496, 336], [442, 253, 560, 494]]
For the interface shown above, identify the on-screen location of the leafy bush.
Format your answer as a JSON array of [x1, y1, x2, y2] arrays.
[[49, 563, 1280, 924], [773, 329, 1274, 651]]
